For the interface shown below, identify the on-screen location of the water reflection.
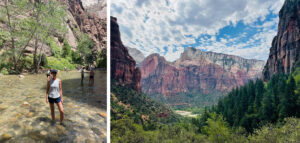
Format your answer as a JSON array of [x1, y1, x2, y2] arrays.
[[0, 70, 107, 142]]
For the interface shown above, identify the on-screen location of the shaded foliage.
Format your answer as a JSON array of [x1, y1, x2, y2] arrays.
[[201, 73, 300, 133]]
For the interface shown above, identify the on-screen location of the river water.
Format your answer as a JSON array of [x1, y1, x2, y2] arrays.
[[0, 70, 107, 142]]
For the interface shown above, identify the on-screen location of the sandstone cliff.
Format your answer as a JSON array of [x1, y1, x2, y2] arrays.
[[141, 47, 265, 96], [64, 0, 106, 51], [111, 17, 141, 92], [20, 0, 107, 56], [262, 0, 300, 80]]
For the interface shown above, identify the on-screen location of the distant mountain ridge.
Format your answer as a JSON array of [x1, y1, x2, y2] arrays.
[[140, 47, 265, 96]]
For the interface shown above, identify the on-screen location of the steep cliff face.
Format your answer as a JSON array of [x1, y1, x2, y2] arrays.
[[65, 0, 106, 51], [262, 0, 300, 80], [111, 17, 141, 92], [21, 0, 107, 56], [127, 47, 145, 66], [141, 47, 265, 96]]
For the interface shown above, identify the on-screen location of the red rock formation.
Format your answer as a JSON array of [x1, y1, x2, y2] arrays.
[[140, 47, 265, 96], [111, 17, 141, 92], [63, 0, 107, 50], [262, 0, 300, 80]]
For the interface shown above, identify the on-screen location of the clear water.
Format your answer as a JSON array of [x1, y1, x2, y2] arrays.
[[0, 71, 107, 143]]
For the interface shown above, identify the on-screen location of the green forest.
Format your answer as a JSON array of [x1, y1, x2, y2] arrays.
[[0, 0, 106, 75], [111, 68, 300, 143]]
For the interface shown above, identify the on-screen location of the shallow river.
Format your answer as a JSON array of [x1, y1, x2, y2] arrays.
[[0, 70, 107, 143]]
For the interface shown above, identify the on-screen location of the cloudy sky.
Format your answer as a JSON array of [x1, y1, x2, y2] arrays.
[[111, 0, 285, 62]]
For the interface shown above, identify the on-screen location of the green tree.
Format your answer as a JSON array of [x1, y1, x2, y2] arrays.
[[254, 79, 264, 112], [62, 41, 71, 58], [0, 0, 36, 72], [286, 76, 297, 116], [71, 51, 83, 64], [203, 112, 232, 143], [31, 0, 67, 73], [97, 48, 107, 68], [77, 34, 95, 65]]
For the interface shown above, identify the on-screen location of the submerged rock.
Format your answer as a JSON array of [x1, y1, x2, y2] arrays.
[[0, 106, 6, 111], [57, 125, 67, 134], [19, 75, 24, 78], [98, 112, 107, 118], [27, 112, 34, 117], [22, 102, 30, 107], [1, 133, 12, 141], [40, 130, 47, 136]]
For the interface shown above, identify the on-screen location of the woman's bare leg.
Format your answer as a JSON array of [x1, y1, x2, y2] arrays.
[[56, 102, 64, 123], [49, 103, 55, 121]]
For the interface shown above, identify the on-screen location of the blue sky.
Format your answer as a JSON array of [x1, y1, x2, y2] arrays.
[[111, 0, 285, 62]]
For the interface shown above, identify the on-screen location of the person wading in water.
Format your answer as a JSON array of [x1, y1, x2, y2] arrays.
[[46, 70, 64, 124], [81, 67, 85, 82], [46, 69, 51, 81], [89, 69, 95, 85]]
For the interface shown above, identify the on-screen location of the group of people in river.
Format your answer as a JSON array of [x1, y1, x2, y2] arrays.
[[45, 67, 96, 124]]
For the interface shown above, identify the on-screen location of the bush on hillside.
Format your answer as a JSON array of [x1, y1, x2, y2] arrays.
[[97, 48, 106, 68], [45, 57, 76, 70], [62, 41, 72, 58]]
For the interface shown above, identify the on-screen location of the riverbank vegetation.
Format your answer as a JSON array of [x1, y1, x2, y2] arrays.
[[0, 0, 106, 75], [111, 70, 300, 142]]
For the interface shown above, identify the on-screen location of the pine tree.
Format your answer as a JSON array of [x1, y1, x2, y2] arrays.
[[254, 79, 264, 113]]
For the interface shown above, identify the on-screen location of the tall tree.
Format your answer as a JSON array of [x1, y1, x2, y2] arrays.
[[31, 0, 67, 73], [77, 34, 96, 66], [0, 0, 36, 72]]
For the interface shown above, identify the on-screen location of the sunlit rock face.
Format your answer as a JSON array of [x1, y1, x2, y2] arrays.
[[262, 0, 300, 80], [65, 0, 107, 51], [140, 47, 265, 96], [81, 0, 107, 19], [20, 0, 107, 56], [111, 17, 141, 92]]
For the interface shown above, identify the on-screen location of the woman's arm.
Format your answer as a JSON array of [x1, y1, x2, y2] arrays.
[[60, 80, 63, 103], [46, 80, 50, 103]]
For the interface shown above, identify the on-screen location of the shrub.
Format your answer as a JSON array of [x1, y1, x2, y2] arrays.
[[97, 48, 106, 68], [0, 68, 9, 75], [0, 29, 9, 47], [71, 51, 83, 64], [62, 41, 71, 58], [77, 34, 95, 65], [45, 57, 76, 70], [39, 53, 48, 67], [46, 37, 61, 58], [21, 54, 33, 70]]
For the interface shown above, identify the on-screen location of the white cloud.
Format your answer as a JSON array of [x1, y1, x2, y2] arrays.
[[111, 0, 285, 61]]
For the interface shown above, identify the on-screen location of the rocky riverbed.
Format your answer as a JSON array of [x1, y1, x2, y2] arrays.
[[0, 71, 107, 142]]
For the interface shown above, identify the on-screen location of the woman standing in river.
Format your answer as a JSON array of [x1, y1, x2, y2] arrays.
[[46, 70, 64, 124]]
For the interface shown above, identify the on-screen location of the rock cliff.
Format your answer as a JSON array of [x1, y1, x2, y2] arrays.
[[262, 0, 300, 80], [64, 0, 106, 51], [111, 17, 141, 92], [19, 0, 107, 56], [141, 47, 265, 96]]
